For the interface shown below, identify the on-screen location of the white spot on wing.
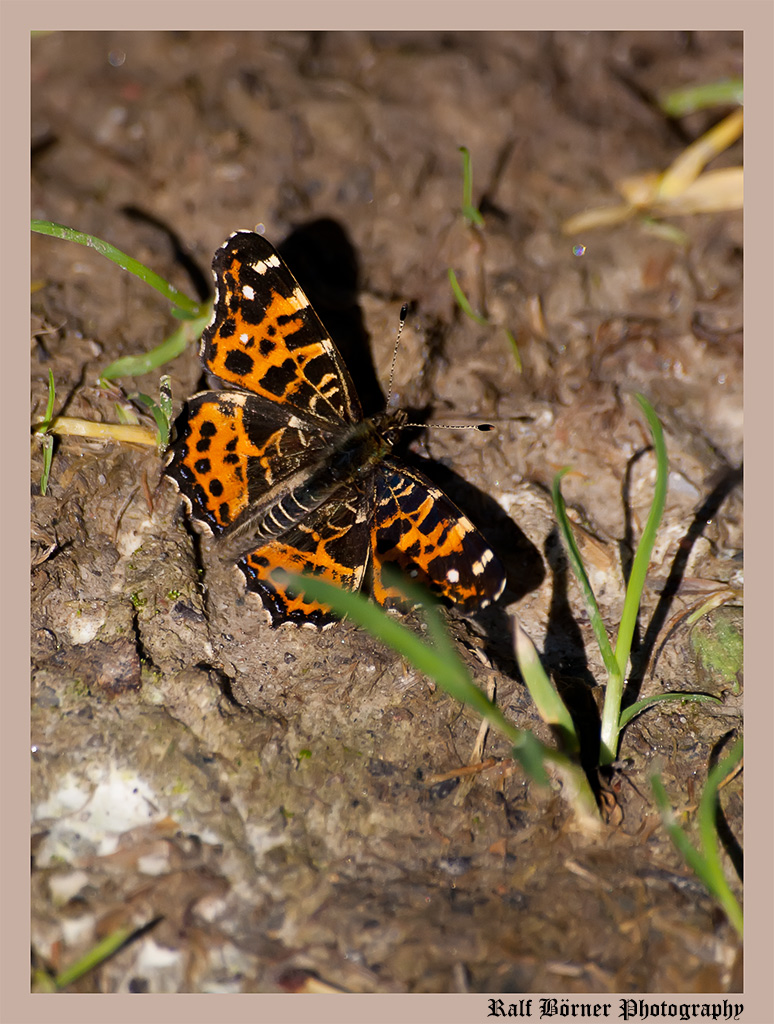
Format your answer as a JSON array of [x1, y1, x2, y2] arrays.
[[448, 519, 474, 543], [471, 549, 496, 577], [289, 287, 310, 311], [241, 284, 255, 301], [250, 253, 281, 275]]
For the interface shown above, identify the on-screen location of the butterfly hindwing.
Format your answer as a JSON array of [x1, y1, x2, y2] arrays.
[[370, 462, 505, 612]]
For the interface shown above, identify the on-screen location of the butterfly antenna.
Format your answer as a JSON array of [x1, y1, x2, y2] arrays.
[[389, 303, 496, 433], [386, 303, 409, 406], [405, 419, 496, 432]]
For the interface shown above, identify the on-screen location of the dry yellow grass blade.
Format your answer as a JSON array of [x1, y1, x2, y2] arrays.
[[563, 107, 743, 234], [657, 107, 743, 197], [649, 167, 743, 216], [43, 416, 158, 445]]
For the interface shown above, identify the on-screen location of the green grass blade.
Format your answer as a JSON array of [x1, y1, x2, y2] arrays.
[[286, 573, 470, 688], [660, 79, 743, 117], [651, 775, 711, 875], [31, 219, 203, 317], [285, 572, 553, 784], [513, 619, 579, 754], [419, 603, 475, 692], [39, 435, 54, 496], [99, 308, 210, 380], [459, 146, 485, 227], [510, 730, 551, 788], [35, 370, 57, 495], [53, 925, 134, 989], [599, 394, 668, 763], [284, 572, 604, 817], [114, 403, 140, 426], [286, 572, 515, 733], [43, 367, 56, 424], [158, 374, 173, 422], [552, 469, 618, 678], [132, 385, 173, 449], [503, 327, 522, 372], [618, 691, 721, 729], [448, 268, 489, 326], [651, 740, 743, 936], [613, 393, 668, 676], [696, 738, 743, 933]]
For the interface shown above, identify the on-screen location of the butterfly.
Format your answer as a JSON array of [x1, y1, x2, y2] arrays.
[[166, 231, 505, 629]]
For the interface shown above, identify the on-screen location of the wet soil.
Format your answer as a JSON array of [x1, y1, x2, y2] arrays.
[[31, 31, 742, 994]]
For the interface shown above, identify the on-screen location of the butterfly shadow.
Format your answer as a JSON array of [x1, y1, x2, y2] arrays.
[[280, 218, 546, 660], [278, 219, 387, 416]]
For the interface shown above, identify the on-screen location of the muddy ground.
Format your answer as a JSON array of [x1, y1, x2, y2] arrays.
[[31, 31, 743, 994]]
